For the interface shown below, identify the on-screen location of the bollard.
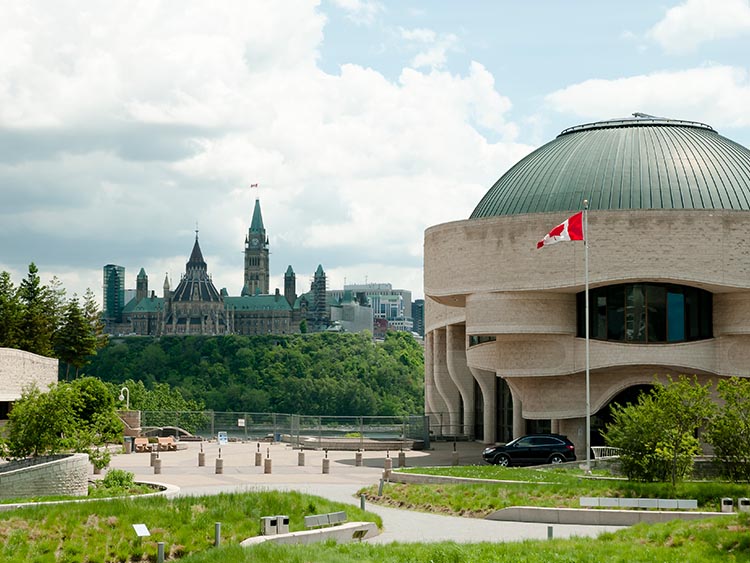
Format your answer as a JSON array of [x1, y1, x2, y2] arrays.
[[153, 457, 162, 475], [150, 451, 158, 467], [547, 525, 553, 540], [451, 450, 459, 466], [355, 450, 363, 467], [298, 451, 305, 466], [157, 542, 165, 563], [398, 451, 406, 468], [264, 457, 272, 474], [322, 457, 330, 474], [360, 493, 366, 511], [255, 451, 262, 466], [378, 478, 384, 496], [198, 451, 205, 467], [215, 457, 224, 474], [214, 522, 221, 547]]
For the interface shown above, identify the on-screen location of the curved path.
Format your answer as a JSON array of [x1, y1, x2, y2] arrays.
[[107, 440, 625, 543]]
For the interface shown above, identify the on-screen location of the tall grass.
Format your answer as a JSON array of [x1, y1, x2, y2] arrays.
[[367, 467, 748, 515], [0, 491, 380, 563], [178, 513, 750, 563]]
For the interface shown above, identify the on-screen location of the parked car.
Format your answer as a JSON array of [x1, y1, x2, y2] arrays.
[[482, 434, 576, 466]]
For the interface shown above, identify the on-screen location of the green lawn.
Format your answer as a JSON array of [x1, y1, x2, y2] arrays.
[[0, 491, 380, 563], [358, 466, 748, 516], [180, 513, 750, 563]]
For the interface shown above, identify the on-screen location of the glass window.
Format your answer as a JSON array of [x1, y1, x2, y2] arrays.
[[646, 285, 666, 342], [667, 291, 685, 342], [578, 283, 711, 344], [607, 286, 625, 340]]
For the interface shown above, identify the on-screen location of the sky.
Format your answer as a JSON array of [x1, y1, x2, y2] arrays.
[[2, 0, 750, 305]]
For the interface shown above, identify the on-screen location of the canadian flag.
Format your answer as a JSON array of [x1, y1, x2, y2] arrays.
[[537, 211, 584, 249]]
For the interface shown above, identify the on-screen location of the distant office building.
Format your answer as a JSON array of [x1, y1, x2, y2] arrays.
[[328, 283, 412, 320], [388, 317, 413, 333], [329, 290, 373, 333], [412, 299, 425, 337], [102, 264, 125, 331]]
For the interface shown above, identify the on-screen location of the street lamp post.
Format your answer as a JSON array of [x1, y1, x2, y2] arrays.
[[119, 386, 130, 410]]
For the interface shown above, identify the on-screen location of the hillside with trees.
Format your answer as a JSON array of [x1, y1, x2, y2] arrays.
[[86, 332, 424, 416]]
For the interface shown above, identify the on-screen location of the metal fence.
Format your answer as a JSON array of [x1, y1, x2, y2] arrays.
[[140, 411, 430, 449]]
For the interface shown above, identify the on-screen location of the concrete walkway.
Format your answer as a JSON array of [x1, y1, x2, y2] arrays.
[[107, 440, 625, 543]]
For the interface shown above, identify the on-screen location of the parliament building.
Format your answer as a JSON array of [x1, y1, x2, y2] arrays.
[[104, 199, 328, 336]]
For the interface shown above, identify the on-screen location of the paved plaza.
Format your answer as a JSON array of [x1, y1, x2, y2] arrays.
[[107, 440, 625, 543]]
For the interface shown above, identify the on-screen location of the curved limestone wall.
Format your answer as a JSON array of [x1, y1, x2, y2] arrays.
[[0, 454, 89, 499]]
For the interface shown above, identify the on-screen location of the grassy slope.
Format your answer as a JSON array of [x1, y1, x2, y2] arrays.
[[180, 513, 750, 563], [360, 466, 749, 516], [0, 491, 379, 563]]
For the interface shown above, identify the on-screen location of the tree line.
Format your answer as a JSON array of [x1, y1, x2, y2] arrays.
[[87, 331, 425, 416], [0, 264, 107, 378]]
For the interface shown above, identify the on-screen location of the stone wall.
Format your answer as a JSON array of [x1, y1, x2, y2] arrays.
[[0, 454, 89, 499], [0, 347, 58, 402]]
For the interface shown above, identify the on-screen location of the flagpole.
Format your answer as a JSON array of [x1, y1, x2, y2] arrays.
[[583, 199, 591, 471]]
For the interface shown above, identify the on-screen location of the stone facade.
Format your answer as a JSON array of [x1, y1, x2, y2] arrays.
[[0, 454, 89, 500], [424, 209, 750, 451], [0, 347, 58, 402]]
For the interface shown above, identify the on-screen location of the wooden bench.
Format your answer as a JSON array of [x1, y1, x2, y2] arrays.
[[134, 437, 150, 453], [580, 497, 698, 510], [157, 436, 177, 451], [304, 511, 347, 529]]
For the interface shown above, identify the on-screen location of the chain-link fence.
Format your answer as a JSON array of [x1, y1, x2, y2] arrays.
[[140, 411, 430, 449]]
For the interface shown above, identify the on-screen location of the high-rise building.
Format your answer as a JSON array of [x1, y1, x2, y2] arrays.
[[412, 299, 425, 336], [102, 264, 125, 330]]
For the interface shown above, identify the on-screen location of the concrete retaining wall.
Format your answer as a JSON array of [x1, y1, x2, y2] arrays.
[[0, 347, 58, 402], [0, 454, 89, 499], [240, 522, 379, 546], [486, 506, 732, 526]]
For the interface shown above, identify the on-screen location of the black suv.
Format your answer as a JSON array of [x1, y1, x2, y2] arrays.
[[482, 434, 576, 466]]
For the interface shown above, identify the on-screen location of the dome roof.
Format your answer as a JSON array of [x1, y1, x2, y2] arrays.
[[471, 116, 750, 218]]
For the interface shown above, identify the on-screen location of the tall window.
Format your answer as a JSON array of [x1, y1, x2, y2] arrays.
[[577, 283, 712, 343]]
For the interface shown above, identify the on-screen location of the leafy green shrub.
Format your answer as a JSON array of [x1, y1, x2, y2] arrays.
[[102, 468, 135, 490]]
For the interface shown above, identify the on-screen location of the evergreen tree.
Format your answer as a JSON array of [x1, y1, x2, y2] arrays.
[[82, 287, 108, 352], [55, 296, 98, 379], [0, 271, 21, 348], [17, 263, 55, 356]]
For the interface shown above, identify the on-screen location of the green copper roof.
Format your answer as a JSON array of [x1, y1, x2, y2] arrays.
[[137, 267, 147, 278], [127, 297, 164, 313], [250, 198, 265, 233], [225, 295, 292, 311], [471, 116, 750, 218]]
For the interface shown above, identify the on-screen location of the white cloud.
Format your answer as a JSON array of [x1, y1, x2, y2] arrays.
[[544, 66, 750, 128], [648, 0, 750, 54], [0, 1, 529, 304], [399, 26, 458, 70], [330, 0, 383, 25]]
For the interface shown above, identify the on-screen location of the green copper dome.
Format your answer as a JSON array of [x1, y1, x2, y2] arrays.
[[471, 116, 750, 218]]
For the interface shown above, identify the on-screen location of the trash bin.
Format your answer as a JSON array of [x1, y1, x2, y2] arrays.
[[721, 498, 734, 513], [739, 498, 750, 512], [123, 436, 134, 454], [276, 515, 289, 534], [260, 516, 278, 535]]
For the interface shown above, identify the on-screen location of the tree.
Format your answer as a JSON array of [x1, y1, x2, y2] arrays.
[[82, 287, 108, 352], [55, 297, 98, 379], [17, 263, 55, 356], [707, 377, 750, 481], [604, 375, 715, 485], [3, 378, 123, 469], [0, 271, 21, 348]]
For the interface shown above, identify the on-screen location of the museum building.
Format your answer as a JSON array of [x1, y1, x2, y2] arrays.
[[423, 115, 750, 451]]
